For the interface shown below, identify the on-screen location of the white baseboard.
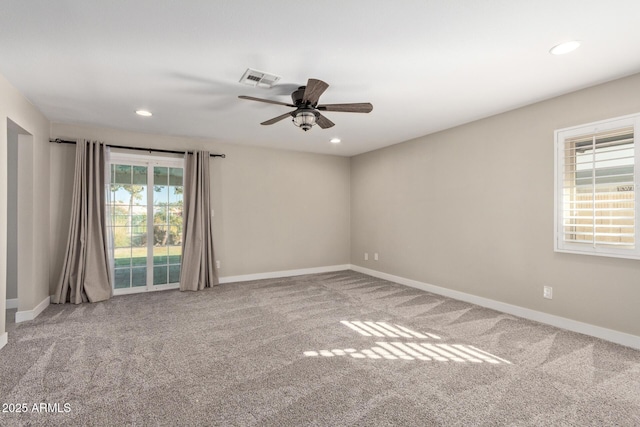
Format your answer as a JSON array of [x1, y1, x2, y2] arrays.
[[219, 264, 351, 284], [350, 264, 640, 351], [0, 332, 7, 351], [15, 295, 50, 323], [113, 283, 179, 296], [6, 298, 18, 310]]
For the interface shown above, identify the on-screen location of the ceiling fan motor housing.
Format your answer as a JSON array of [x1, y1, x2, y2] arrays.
[[292, 86, 307, 106]]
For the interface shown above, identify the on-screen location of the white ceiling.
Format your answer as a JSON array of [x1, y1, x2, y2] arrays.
[[2, 1, 640, 157]]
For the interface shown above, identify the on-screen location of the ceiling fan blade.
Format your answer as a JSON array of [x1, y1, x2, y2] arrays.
[[317, 103, 373, 113], [315, 114, 335, 129], [302, 79, 329, 105], [261, 111, 294, 125], [238, 95, 295, 108]]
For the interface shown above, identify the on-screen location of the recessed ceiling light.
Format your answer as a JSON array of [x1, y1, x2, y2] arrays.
[[330, 138, 341, 144], [549, 40, 581, 55], [135, 110, 152, 117]]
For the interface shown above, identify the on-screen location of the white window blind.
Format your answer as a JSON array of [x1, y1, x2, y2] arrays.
[[555, 114, 640, 259]]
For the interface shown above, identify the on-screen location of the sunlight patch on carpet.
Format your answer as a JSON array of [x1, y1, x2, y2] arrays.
[[340, 320, 440, 339], [304, 321, 512, 364]]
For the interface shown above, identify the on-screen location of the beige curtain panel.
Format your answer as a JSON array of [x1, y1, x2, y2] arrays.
[[180, 150, 219, 291], [53, 140, 112, 304]]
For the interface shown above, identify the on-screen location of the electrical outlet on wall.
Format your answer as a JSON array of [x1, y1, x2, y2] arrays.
[[543, 286, 553, 299], [374, 253, 379, 261], [364, 253, 368, 261], [216, 260, 221, 269]]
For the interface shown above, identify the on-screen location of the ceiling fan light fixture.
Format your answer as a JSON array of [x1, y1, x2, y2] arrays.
[[293, 110, 317, 131]]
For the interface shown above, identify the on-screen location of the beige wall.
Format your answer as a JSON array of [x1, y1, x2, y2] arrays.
[[351, 72, 640, 337], [49, 123, 351, 293], [0, 73, 50, 342]]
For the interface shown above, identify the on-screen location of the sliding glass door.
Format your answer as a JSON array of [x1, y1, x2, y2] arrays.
[[108, 153, 184, 294]]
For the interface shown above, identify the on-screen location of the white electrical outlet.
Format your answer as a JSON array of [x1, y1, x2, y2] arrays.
[[543, 286, 553, 299], [216, 260, 221, 269], [364, 253, 369, 261], [374, 253, 379, 261]]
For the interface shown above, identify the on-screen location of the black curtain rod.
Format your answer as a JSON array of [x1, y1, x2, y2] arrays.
[[49, 138, 226, 158]]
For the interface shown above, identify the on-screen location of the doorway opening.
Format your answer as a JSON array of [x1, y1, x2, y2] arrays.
[[6, 119, 34, 323]]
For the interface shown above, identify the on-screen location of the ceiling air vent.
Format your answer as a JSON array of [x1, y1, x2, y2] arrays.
[[239, 68, 282, 88]]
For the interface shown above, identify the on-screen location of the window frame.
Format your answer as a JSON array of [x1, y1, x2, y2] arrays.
[[108, 151, 185, 295], [554, 112, 640, 260]]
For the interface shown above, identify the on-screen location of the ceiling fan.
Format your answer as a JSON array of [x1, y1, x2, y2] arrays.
[[238, 78, 373, 131]]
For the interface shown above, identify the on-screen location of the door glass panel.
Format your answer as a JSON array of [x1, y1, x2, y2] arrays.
[[131, 267, 147, 287], [154, 166, 168, 186], [168, 264, 181, 283], [108, 163, 148, 290], [169, 167, 183, 186], [113, 164, 131, 185], [132, 166, 147, 184], [153, 266, 168, 285], [153, 166, 183, 285], [114, 268, 130, 289]]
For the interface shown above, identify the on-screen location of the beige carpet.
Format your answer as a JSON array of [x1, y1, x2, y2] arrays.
[[1, 270, 639, 426]]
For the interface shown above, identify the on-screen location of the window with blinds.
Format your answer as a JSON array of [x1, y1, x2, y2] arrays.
[[555, 114, 640, 259]]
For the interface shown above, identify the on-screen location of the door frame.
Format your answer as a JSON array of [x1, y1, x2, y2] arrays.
[[108, 151, 184, 295]]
